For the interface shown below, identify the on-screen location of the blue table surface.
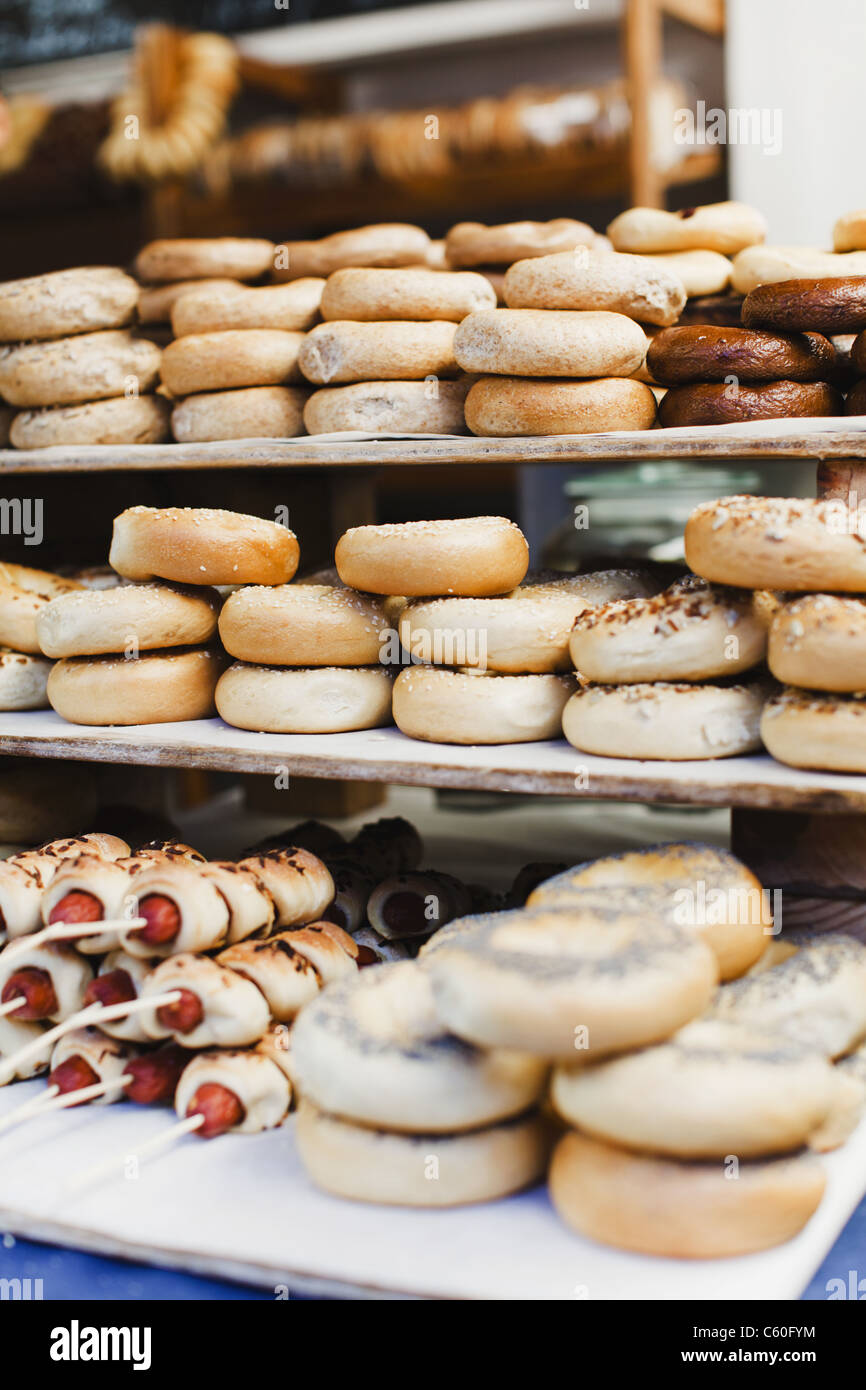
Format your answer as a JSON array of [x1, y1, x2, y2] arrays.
[[2, 1195, 864, 1301]]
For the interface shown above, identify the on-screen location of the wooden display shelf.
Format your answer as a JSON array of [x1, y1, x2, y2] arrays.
[[1, 418, 866, 473], [1, 710, 865, 812]]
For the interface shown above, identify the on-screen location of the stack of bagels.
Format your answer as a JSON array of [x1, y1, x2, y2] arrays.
[[686, 493, 866, 773], [0, 267, 167, 450], [0, 562, 80, 711]]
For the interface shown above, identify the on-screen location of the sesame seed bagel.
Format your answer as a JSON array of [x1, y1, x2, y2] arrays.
[[732, 247, 866, 296], [445, 218, 597, 268], [110, 506, 299, 586], [399, 569, 659, 673], [453, 309, 647, 378], [335, 516, 528, 597], [320, 267, 496, 322], [463, 375, 658, 436], [272, 224, 431, 282], [503, 249, 685, 326], [47, 647, 223, 726], [658, 380, 842, 428], [36, 582, 220, 658], [160, 330, 305, 396], [215, 663, 394, 734], [551, 1019, 857, 1158], [761, 687, 866, 772], [0, 649, 52, 710], [0, 563, 82, 653], [298, 320, 457, 385], [218, 583, 389, 666], [647, 325, 837, 385], [0, 266, 139, 342], [768, 594, 866, 691], [0, 331, 161, 408], [562, 678, 767, 760], [295, 1099, 551, 1207], [393, 668, 576, 745], [171, 386, 308, 443], [607, 201, 766, 256], [135, 237, 275, 283], [685, 495, 866, 591], [743, 277, 866, 334], [291, 961, 547, 1132], [10, 395, 171, 449], [549, 1131, 825, 1258], [569, 576, 770, 683], [637, 249, 732, 297], [171, 278, 324, 336], [424, 904, 717, 1061], [303, 379, 470, 435]]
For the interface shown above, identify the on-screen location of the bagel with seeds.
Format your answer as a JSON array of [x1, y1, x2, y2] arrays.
[[135, 237, 275, 283], [464, 375, 657, 436], [218, 583, 389, 666], [658, 380, 842, 428], [562, 678, 768, 760], [393, 668, 575, 745], [110, 506, 299, 586], [761, 687, 866, 772], [453, 308, 647, 378], [0, 331, 161, 408], [36, 582, 220, 658], [171, 386, 307, 442], [10, 395, 171, 449], [685, 494, 866, 591], [647, 325, 836, 385], [768, 594, 866, 691], [215, 664, 394, 734], [0, 266, 139, 342], [607, 201, 766, 256], [47, 648, 224, 726], [335, 516, 528, 597]]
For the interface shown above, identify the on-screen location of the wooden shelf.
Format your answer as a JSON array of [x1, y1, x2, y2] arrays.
[[1, 418, 866, 473], [2, 711, 865, 812]]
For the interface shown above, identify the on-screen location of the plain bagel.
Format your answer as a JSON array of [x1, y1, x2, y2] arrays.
[[647, 325, 837, 384], [298, 320, 457, 384], [36, 582, 220, 658], [10, 395, 171, 449], [47, 647, 224, 726], [548, 1131, 825, 1258], [0, 649, 52, 710], [742, 277, 866, 334], [761, 687, 866, 773], [768, 594, 866, 691], [304, 379, 470, 435], [135, 238, 275, 283], [606, 201, 766, 256], [215, 663, 394, 733], [335, 516, 528, 596], [136, 278, 241, 324], [393, 667, 575, 744], [684, 494, 866, 591], [731, 246, 866, 295], [0, 331, 161, 408], [0, 267, 139, 342], [453, 309, 647, 378], [109, 506, 299, 586], [637, 249, 732, 297], [320, 267, 496, 322], [160, 330, 305, 396], [272, 224, 431, 281], [445, 218, 597, 268], [171, 279, 325, 336], [503, 249, 686, 326], [218, 583, 389, 666], [464, 375, 657, 436], [834, 211, 866, 253], [569, 575, 770, 683], [658, 380, 842, 428], [562, 678, 768, 760], [0, 563, 82, 653], [171, 386, 308, 442]]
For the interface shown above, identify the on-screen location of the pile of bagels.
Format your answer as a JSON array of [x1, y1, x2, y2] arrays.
[[292, 838, 866, 1258]]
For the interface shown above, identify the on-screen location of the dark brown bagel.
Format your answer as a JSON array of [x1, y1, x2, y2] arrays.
[[676, 294, 745, 327], [658, 380, 843, 428], [647, 326, 836, 385], [742, 277, 866, 334], [845, 379, 866, 415], [851, 329, 866, 374]]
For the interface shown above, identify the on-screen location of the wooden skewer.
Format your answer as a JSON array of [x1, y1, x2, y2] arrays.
[[0, 1083, 60, 1134], [0, 1073, 133, 1135], [24, 917, 146, 950], [0, 997, 25, 1020], [64, 1112, 205, 1198], [0, 991, 182, 1085]]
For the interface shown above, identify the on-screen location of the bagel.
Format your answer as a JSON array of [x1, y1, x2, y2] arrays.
[[36, 582, 220, 658], [0, 331, 161, 408], [160, 330, 305, 396], [502, 250, 686, 326], [392, 667, 575, 744], [761, 687, 866, 772], [135, 238, 275, 283], [637, 248, 732, 297], [335, 516, 528, 597], [846, 378, 866, 414], [658, 380, 842, 428], [399, 569, 659, 674], [464, 375, 657, 436], [677, 292, 745, 327], [551, 1019, 857, 1159], [647, 325, 836, 385], [320, 267, 496, 323], [0, 649, 52, 709], [171, 386, 307, 442], [291, 961, 546, 1132], [528, 840, 769, 980], [137, 278, 241, 324], [298, 320, 457, 385], [731, 246, 866, 296], [710, 929, 866, 1058], [549, 1131, 825, 1258], [0, 563, 82, 653], [742, 277, 866, 334], [171, 279, 324, 337], [109, 506, 299, 586], [607, 201, 766, 256], [218, 583, 389, 666], [47, 647, 223, 726], [768, 594, 866, 691], [215, 663, 394, 733], [685, 494, 866, 591], [0, 267, 139, 342], [424, 904, 717, 1060], [295, 1099, 551, 1207], [10, 395, 171, 449], [304, 379, 470, 435], [851, 329, 866, 373], [445, 219, 597, 268], [453, 309, 647, 378], [569, 575, 770, 683], [834, 211, 866, 253], [562, 678, 768, 760], [273, 225, 431, 282]]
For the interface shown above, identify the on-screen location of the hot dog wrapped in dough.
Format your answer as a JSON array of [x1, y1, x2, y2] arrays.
[[41, 854, 139, 954], [0, 938, 94, 1021], [140, 953, 271, 1048], [0, 1013, 52, 1082], [119, 861, 230, 959], [217, 922, 358, 1022], [197, 861, 276, 943], [237, 848, 334, 928], [0, 860, 47, 942], [175, 1049, 291, 1137], [82, 949, 157, 1042], [49, 1026, 137, 1105], [16, 832, 130, 869], [256, 1023, 295, 1087]]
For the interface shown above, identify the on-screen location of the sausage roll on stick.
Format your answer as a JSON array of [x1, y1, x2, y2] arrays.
[[197, 861, 276, 943], [41, 854, 139, 954], [82, 949, 157, 1042], [133, 839, 206, 863], [237, 848, 334, 928], [140, 953, 271, 1048], [119, 861, 230, 958], [217, 922, 358, 1022], [0, 1013, 52, 1082], [255, 1023, 295, 1087], [17, 832, 130, 865], [48, 1027, 137, 1104], [175, 1049, 291, 1137], [123, 1042, 190, 1106], [0, 939, 94, 1021]]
